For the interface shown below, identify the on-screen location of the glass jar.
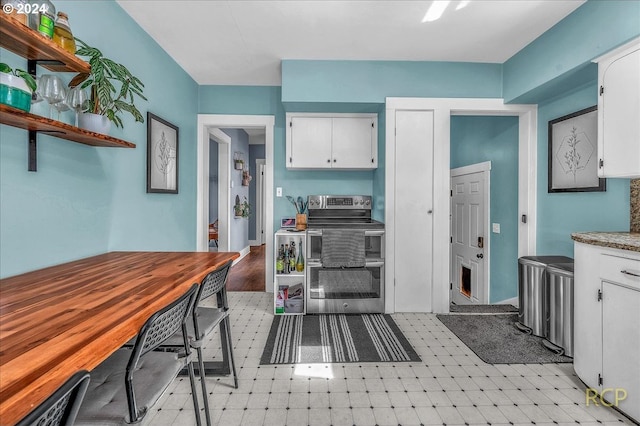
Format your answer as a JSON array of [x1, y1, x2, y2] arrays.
[[1, 0, 28, 26], [33, 0, 56, 39], [53, 11, 75, 54]]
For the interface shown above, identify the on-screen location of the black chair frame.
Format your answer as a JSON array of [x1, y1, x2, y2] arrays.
[[17, 370, 90, 426]]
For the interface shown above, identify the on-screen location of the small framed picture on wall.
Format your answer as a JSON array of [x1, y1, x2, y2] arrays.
[[147, 112, 179, 194]]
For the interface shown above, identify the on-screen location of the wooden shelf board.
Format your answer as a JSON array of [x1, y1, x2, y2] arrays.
[[0, 104, 135, 148], [0, 15, 90, 73]]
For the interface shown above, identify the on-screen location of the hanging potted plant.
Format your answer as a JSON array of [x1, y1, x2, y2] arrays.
[[0, 63, 36, 112], [234, 196, 251, 218], [69, 38, 147, 134]]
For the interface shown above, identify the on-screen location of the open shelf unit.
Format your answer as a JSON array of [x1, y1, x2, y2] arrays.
[[0, 16, 136, 171], [274, 229, 306, 315]]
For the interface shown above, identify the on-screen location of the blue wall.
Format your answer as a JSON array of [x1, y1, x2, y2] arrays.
[[536, 84, 630, 257], [451, 116, 520, 303], [503, 0, 640, 103], [282, 60, 503, 103], [0, 0, 198, 278]]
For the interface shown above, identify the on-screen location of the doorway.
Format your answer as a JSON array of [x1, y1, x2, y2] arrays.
[[197, 115, 275, 292], [450, 162, 491, 305]]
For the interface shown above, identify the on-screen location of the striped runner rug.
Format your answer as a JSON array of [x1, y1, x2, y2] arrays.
[[260, 314, 421, 364]]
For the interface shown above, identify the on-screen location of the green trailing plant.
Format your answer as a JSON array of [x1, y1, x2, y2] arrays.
[[69, 38, 147, 128], [234, 196, 251, 218], [0, 62, 37, 93]]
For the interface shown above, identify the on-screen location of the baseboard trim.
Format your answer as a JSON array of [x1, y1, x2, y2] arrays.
[[249, 239, 261, 247], [496, 297, 518, 307], [232, 246, 251, 265]]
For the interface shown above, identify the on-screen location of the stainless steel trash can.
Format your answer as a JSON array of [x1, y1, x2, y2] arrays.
[[544, 262, 574, 357], [517, 256, 572, 337]]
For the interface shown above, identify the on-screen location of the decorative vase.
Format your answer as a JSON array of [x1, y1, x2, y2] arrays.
[[296, 213, 307, 230], [78, 112, 111, 134]]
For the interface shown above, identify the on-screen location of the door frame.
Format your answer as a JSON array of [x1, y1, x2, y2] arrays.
[[450, 161, 491, 305], [197, 114, 275, 291], [385, 97, 537, 313], [209, 128, 231, 252], [254, 159, 266, 246]]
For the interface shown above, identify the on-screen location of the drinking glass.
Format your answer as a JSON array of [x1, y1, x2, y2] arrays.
[[40, 75, 66, 119], [53, 91, 70, 121], [66, 86, 88, 127]]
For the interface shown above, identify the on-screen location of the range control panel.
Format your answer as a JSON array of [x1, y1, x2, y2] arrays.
[[307, 195, 372, 209]]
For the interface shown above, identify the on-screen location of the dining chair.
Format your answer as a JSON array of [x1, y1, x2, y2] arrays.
[[17, 370, 90, 426], [163, 259, 237, 426], [75, 284, 202, 426]]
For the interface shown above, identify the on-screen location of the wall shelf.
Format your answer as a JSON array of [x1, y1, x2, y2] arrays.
[[0, 104, 135, 170], [0, 16, 136, 171], [0, 15, 90, 73]]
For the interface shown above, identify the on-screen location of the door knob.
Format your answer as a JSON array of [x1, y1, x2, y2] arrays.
[[476, 253, 484, 259]]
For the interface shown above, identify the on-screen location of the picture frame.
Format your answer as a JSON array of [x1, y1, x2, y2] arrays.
[[281, 218, 296, 228], [147, 112, 179, 194], [548, 106, 605, 193]]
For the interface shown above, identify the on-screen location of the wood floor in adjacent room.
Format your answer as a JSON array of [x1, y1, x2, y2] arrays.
[[227, 244, 266, 291]]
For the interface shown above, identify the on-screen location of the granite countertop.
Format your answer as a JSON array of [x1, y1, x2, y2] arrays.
[[572, 232, 640, 252]]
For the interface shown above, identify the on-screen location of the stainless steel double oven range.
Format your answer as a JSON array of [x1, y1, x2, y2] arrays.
[[306, 195, 385, 314]]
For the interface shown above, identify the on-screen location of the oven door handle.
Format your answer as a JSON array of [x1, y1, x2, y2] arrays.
[[365, 261, 385, 267], [364, 230, 385, 237], [307, 230, 322, 236]]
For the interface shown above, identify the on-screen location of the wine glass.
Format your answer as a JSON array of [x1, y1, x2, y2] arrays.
[[66, 86, 88, 127], [40, 75, 65, 119], [53, 91, 70, 121]]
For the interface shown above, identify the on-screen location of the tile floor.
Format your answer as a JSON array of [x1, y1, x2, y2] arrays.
[[142, 292, 634, 426]]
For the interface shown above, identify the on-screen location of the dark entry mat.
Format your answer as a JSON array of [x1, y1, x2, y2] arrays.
[[437, 314, 572, 364]]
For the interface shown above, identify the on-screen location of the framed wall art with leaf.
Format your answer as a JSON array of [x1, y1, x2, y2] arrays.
[[147, 112, 179, 194], [548, 106, 605, 193]]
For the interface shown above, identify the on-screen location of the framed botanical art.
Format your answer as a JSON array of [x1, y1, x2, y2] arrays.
[[548, 106, 605, 193], [147, 112, 179, 194]]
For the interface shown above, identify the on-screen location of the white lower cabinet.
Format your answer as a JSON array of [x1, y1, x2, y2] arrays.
[[574, 242, 640, 422]]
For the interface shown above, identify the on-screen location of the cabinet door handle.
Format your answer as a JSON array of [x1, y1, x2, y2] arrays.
[[327, 159, 331, 163], [621, 270, 640, 278], [333, 159, 337, 163]]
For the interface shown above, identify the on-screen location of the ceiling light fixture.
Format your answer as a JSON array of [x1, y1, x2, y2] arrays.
[[456, 0, 470, 10], [422, 1, 451, 22]]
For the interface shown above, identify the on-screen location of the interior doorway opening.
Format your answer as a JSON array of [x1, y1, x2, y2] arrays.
[[197, 115, 275, 293]]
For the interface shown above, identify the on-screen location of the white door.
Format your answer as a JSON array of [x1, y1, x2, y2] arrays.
[[289, 117, 332, 168], [450, 170, 487, 305], [394, 110, 434, 312], [332, 117, 375, 168]]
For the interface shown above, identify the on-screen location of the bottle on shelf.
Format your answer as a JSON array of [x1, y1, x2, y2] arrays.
[[30, 0, 56, 39], [276, 245, 284, 274], [296, 238, 305, 272], [53, 11, 76, 54], [284, 244, 290, 274], [289, 241, 296, 272]]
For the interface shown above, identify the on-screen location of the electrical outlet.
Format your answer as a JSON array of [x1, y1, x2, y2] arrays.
[[276, 187, 282, 197], [492, 223, 501, 233]]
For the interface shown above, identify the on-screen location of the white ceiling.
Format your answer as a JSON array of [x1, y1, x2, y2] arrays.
[[117, 0, 585, 86]]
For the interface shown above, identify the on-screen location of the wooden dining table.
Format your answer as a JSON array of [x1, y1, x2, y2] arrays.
[[0, 251, 239, 425]]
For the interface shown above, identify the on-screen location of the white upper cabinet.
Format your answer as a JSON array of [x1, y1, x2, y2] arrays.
[[286, 113, 378, 169], [595, 38, 640, 178]]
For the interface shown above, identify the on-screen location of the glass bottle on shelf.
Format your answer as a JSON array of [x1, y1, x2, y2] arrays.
[[53, 11, 76, 54], [31, 0, 56, 39], [289, 241, 296, 272], [276, 245, 284, 274], [284, 244, 290, 274], [296, 238, 305, 272]]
